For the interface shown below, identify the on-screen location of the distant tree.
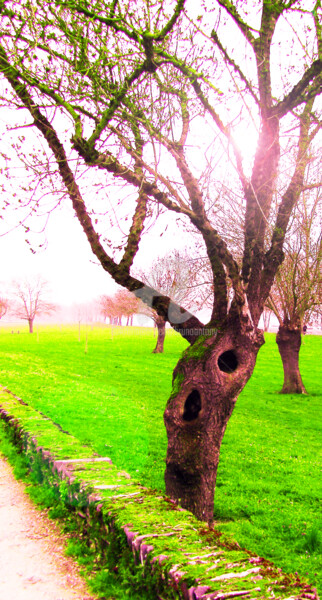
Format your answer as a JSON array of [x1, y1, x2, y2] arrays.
[[0, 297, 8, 319], [267, 192, 322, 393], [71, 301, 100, 324], [262, 308, 273, 333], [138, 250, 202, 353], [100, 295, 119, 325], [308, 304, 322, 331], [100, 289, 139, 325], [138, 301, 167, 353], [11, 277, 56, 333], [115, 289, 140, 325], [71, 301, 99, 341]]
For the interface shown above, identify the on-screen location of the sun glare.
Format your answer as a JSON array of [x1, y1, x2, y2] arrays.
[[232, 124, 259, 174]]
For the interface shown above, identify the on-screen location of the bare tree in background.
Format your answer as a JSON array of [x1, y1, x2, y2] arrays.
[[1, 0, 322, 523], [100, 295, 120, 325], [267, 192, 322, 394], [138, 249, 204, 353], [11, 277, 56, 333], [137, 300, 167, 353], [262, 308, 273, 333], [115, 289, 140, 325], [100, 289, 139, 325], [71, 301, 99, 341], [0, 297, 8, 320]]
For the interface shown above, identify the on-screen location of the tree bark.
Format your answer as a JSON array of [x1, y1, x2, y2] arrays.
[[276, 323, 307, 394], [164, 326, 264, 524], [152, 317, 166, 353], [28, 318, 34, 334]]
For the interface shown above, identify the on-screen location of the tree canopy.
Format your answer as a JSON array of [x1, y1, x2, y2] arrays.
[[1, 0, 321, 339], [100, 288, 140, 324]]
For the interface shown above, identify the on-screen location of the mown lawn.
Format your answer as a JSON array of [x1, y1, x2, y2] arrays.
[[0, 324, 321, 592]]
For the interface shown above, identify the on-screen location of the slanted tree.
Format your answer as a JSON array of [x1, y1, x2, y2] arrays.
[[137, 249, 202, 353], [11, 277, 56, 333], [267, 192, 322, 394], [0, 1, 322, 523]]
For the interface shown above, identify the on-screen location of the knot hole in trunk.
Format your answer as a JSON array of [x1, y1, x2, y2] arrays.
[[182, 389, 201, 422], [218, 350, 238, 373]]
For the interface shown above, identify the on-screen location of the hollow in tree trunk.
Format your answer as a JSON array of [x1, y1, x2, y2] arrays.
[[164, 325, 264, 524], [276, 322, 307, 394], [152, 316, 166, 353]]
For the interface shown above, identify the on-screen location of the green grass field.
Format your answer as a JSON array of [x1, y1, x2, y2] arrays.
[[0, 324, 321, 592]]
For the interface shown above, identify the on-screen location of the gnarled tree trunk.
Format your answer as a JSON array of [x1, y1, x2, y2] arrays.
[[164, 325, 264, 524], [276, 323, 307, 394], [152, 316, 166, 353]]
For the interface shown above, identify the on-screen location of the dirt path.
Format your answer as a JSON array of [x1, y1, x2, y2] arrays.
[[0, 456, 98, 600]]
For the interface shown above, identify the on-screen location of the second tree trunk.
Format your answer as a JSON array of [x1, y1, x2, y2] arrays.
[[153, 317, 166, 353], [276, 323, 307, 394]]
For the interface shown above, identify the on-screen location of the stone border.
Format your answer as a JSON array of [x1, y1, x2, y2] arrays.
[[0, 386, 319, 600]]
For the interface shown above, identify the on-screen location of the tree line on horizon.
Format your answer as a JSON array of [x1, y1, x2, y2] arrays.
[[1, 238, 321, 391]]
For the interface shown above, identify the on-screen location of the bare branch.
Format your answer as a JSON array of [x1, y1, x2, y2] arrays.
[[272, 60, 322, 118], [210, 29, 259, 107], [216, 0, 256, 46]]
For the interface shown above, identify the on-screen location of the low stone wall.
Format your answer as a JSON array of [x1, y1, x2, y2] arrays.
[[0, 386, 319, 600]]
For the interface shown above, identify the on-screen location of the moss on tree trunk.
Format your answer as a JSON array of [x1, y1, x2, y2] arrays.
[[164, 327, 263, 524]]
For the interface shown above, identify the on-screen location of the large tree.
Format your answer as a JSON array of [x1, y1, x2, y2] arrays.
[[267, 190, 322, 393], [0, 0, 322, 523]]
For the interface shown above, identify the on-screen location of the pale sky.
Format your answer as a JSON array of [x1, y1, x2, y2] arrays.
[[0, 207, 118, 305], [0, 191, 191, 307], [0, 102, 195, 308]]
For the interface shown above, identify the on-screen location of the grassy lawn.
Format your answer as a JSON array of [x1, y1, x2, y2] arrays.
[[0, 324, 321, 592]]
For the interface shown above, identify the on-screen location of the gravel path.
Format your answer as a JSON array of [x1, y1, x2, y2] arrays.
[[0, 456, 97, 600]]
